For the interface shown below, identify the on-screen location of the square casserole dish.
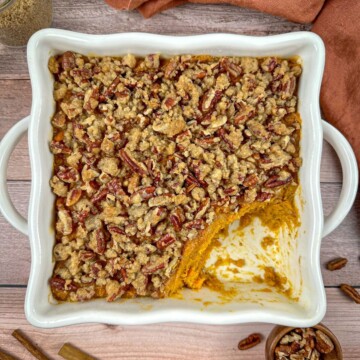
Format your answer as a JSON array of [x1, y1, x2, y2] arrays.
[[0, 29, 357, 328]]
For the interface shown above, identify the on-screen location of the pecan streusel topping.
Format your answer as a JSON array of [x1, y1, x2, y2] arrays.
[[49, 52, 302, 302]]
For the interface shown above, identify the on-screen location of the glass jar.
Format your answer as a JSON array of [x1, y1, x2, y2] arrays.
[[0, 0, 52, 47]]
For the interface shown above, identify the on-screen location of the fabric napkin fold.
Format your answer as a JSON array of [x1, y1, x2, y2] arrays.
[[312, 0, 360, 165], [138, 0, 325, 21], [105, 0, 360, 165]]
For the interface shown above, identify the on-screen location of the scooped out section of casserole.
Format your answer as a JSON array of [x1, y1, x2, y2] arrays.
[[48, 52, 302, 302]]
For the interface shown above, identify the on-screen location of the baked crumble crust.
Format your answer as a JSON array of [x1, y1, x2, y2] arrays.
[[48, 52, 302, 302]]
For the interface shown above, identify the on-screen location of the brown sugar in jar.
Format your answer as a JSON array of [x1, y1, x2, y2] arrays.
[[0, 0, 52, 47]]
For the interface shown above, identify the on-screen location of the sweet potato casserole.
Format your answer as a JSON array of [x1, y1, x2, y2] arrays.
[[48, 51, 302, 302]]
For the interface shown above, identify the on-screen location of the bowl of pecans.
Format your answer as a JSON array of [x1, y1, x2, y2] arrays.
[[265, 324, 343, 360]]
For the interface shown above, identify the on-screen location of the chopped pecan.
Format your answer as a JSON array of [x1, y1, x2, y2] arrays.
[[234, 109, 255, 125], [91, 188, 109, 203], [95, 229, 107, 255], [57, 209, 73, 235], [186, 173, 207, 189], [105, 77, 120, 97], [195, 137, 219, 149], [199, 89, 222, 113], [264, 175, 292, 188], [282, 77, 296, 99], [164, 59, 178, 79], [142, 261, 165, 274], [107, 225, 125, 235], [51, 111, 67, 129], [256, 192, 272, 202], [57, 167, 79, 183], [164, 97, 176, 110], [79, 250, 96, 261], [169, 214, 182, 232], [72, 67, 92, 79], [107, 178, 125, 196], [220, 57, 242, 81], [50, 276, 77, 292], [195, 198, 210, 219], [185, 219, 204, 230], [134, 186, 156, 200], [66, 188, 82, 207], [50, 141, 72, 155], [243, 174, 258, 188], [119, 149, 148, 176], [156, 234, 176, 250], [61, 51, 76, 71], [84, 87, 100, 111]]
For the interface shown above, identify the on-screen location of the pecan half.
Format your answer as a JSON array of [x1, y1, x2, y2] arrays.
[[238, 333, 261, 350], [315, 330, 334, 354], [340, 284, 360, 304], [326, 257, 348, 271], [264, 175, 292, 188]]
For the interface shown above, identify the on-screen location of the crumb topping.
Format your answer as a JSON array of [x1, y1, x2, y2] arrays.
[[49, 52, 302, 301]]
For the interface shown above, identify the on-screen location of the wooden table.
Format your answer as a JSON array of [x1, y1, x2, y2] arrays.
[[0, 1, 359, 359]]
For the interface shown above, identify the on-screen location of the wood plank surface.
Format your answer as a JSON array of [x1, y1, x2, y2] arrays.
[[1, 182, 358, 286], [0, 288, 359, 360]]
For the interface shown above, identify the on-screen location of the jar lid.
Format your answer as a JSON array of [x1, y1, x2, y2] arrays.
[[0, 0, 13, 10]]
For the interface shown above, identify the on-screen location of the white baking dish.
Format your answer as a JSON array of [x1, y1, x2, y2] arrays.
[[0, 30, 358, 328]]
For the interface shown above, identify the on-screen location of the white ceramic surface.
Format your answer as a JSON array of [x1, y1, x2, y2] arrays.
[[0, 30, 358, 328]]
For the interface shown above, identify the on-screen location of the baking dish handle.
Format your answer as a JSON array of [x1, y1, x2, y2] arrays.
[[322, 120, 358, 238], [0, 117, 30, 236]]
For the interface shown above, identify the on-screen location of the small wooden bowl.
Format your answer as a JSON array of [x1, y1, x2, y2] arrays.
[[265, 323, 343, 360]]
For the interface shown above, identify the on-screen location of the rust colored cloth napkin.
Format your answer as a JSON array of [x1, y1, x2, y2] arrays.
[[105, 0, 360, 164], [106, 0, 325, 21], [138, 0, 325, 20], [312, 0, 360, 165]]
